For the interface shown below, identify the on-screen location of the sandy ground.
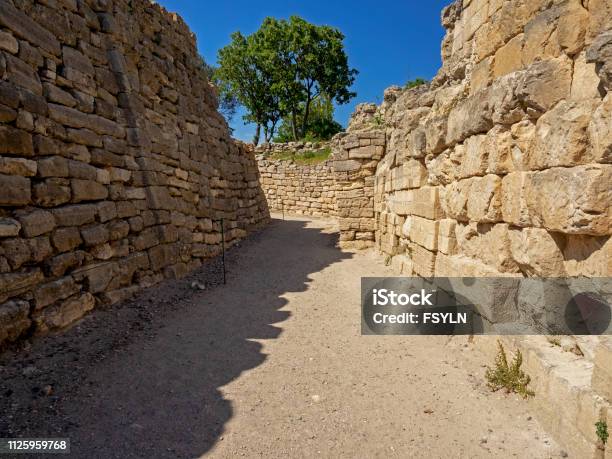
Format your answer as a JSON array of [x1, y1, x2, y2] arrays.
[[0, 215, 565, 458]]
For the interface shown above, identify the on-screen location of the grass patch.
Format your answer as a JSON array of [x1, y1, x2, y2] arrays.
[[270, 147, 331, 165], [485, 340, 535, 399]]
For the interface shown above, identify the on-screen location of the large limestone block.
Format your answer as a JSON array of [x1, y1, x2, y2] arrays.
[[455, 222, 518, 273], [393, 160, 427, 190], [501, 172, 534, 227], [467, 175, 502, 223], [442, 179, 471, 222], [409, 186, 445, 219], [556, 0, 589, 55], [527, 165, 611, 236], [522, 6, 563, 65], [407, 242, 436, 277], [34, 292, 95, 334], [434, 252, 502, 277], [531, 99, 600, 169], [508, 228, 566, 276], [437, 219, 458, 255], [516, 56, 573, 115], [459, 134, 488, 178], [402, 216, 439, 251], [586, 0, 612, 41], [493, 34, 524, 79], [0, 300, 30, 346], [570, 52, 601, 101], [33, 276, 79, 310], [563, 235, 611, 277], [425, 148, 458, 186]]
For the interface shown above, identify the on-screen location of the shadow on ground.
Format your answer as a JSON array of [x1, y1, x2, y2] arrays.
[[0, 218, 351, 458]]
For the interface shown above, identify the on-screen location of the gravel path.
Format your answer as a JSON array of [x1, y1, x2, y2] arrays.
[[0, 215, 563, 458]]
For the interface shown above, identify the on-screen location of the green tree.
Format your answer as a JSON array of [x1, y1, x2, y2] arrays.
[[216, 16, 357, 144], [216, 32, 284, 145], [275, 95, 342, 142]]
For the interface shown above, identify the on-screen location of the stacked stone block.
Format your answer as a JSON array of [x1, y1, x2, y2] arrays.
[[254, 140, 331, 156], [332, 130, 385, 249], [257, 156, 337, 218], [369, 0, 611, 456], [0, 0, 269, 347]]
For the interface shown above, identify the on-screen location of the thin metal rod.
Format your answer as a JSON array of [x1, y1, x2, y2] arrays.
[[220, 218, 226, 284]]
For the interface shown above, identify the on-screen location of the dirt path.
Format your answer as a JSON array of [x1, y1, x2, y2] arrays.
[[0, 216, 563, 458]]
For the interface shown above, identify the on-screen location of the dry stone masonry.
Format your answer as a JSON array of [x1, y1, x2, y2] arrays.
[[351, 0, 611, 457], [257, 155, 337, 218], [0, 0, 269, 347]]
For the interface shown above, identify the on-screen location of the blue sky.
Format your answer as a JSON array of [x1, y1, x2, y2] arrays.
[[157, 0, 451, 142]]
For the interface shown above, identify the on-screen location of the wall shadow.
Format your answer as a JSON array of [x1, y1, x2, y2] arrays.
[[0, 218, 351, 458]]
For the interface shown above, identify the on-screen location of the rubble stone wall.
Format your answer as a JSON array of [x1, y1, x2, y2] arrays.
[[0, 0, 269, 347], [257, 157, 338, 217], [254, 140, 331, 156]]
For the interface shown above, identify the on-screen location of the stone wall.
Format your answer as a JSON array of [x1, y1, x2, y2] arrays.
[[0, 0, 269, 347], [364, 0, 611, 456], [375, 0, 611, 283], [256, 156, 337, 217], [254, 140, 331, 156], [331, 129, 385, 249]]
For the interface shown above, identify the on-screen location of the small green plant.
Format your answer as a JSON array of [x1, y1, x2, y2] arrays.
[[485, 341, 535, 399], [384, 254, 392, 266], [372, 113, 385, 128], [596, 421, 609, 445], [405, 78, 427, 89]]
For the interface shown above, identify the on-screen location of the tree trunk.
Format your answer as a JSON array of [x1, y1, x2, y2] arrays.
[[291, 111, 298, 141], [301, 96, 312, 139], [253, 123, 261, 146]]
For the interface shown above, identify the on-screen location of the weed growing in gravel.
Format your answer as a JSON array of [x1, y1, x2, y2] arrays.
[[485, 341, 535, 399], [596, 421, 609, 445]]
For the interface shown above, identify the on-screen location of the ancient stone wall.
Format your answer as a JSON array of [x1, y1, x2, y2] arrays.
[[331, 129, 385, 249], [365, 0, 611, 456], [0, 0, 269, 347], [254, 140, 331, 156], [375, 0, 611, 283], [257, 156, 338, 217]]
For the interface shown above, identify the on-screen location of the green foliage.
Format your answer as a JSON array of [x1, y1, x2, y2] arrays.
[[216, 15, 357, 144], [216, 32, 284, 144], [275, 96, 342, 142], [485, 341, 535, 399], [596, 421, 609, 445], [270, 147, 331, 165], [405, 77, 427, 89], [371, 112, 385, 128]]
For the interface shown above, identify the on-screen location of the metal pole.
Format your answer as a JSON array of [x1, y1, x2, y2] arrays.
[[282, 201, 285, 220], [220, 218, 226, 284]]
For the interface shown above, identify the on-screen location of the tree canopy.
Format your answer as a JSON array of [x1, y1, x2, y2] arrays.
[[216, 16, 357, 144]]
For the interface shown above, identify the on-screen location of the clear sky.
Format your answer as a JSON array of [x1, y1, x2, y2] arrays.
[[156, 0, 452, 142]]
